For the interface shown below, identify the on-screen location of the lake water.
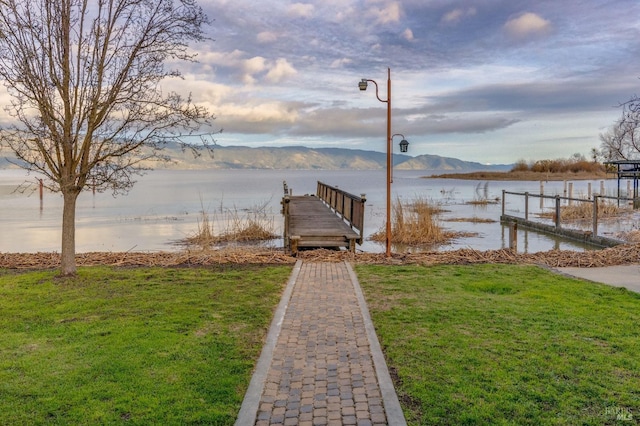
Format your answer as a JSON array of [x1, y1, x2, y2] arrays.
[[0, 168, 630, 253]]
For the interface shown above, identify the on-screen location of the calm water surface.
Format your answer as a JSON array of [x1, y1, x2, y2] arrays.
[[0, 168, 628, 253]]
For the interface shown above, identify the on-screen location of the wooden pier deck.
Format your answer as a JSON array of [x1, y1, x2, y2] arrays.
[[282, 182, 366, 254]]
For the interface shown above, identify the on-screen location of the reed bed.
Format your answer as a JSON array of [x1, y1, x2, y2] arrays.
[[537, 199, 627, 221], [621, 230, 640, 243], [370, 196, 455, 246], [180, 201, 278, 248]]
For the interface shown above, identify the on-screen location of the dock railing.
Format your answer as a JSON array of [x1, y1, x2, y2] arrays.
[[317, 181, 366, 243], [501, 190, 636, 247]]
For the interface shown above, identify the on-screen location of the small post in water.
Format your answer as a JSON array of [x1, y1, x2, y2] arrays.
[[592, 195, 598, 236], [509, 222, 517, 252], [568, 182, 573, 206], [39, 178, 43, 211]]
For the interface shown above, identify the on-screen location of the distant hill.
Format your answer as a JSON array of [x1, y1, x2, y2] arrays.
[[396, 154, 510, 172], [0, 143, 512, 172], [158, 144, 512, 172]]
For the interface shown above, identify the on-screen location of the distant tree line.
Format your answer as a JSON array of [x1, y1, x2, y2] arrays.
[[511, 154, 605, 174]]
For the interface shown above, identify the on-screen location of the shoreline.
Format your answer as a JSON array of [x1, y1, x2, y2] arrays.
[[425, 171, 610, 181]]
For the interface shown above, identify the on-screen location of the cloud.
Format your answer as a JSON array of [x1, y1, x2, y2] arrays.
[[441, 7, 477, 25], [288, 3, 314, 18], [367, 0, 402, 25], [265, 58, 297, 83], [330, 58, 352, 68], [195, 49, 298, 85], [504, 12, 552, 38], [257, 31, 278, 44], [402, 28, 414, 41], [243, 56, 267, 74]]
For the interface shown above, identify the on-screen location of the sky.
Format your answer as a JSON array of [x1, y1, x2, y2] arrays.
[[167, 0, 639, 164], [4, 0, 640, 165]]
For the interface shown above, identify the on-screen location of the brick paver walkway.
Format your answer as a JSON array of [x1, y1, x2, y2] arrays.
[[236, 261, 406, 426]]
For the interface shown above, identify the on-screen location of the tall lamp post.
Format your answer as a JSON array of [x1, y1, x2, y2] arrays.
[[358, 68, 408, 257]]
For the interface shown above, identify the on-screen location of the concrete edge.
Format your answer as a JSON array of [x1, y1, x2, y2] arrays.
[[345, 261, 408, 426], [234, 259, 303, 426]]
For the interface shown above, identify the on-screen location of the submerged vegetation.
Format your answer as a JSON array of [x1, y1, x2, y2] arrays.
[[537, 199, 627, 221], [180, 200, 278, 248], [370, 196, 475, 247]]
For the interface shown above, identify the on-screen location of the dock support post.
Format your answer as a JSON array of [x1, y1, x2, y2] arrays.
[[555, 195, 561, 229], [524, 192, 529, 221]]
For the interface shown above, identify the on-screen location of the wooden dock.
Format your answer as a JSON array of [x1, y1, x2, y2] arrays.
[[282, 182, 366, 255]]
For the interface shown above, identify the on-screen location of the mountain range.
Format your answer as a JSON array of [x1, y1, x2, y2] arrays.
[[1, 144, 512, 172], [145, 144, 512, 172]]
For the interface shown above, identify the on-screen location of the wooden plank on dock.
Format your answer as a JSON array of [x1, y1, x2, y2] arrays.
[[283, 195, 361, 254]]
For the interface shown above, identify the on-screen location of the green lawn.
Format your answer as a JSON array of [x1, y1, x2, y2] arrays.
[[0, 265, 291, 425], [356, 264, 640, 426], [3, 263, 639, 425]]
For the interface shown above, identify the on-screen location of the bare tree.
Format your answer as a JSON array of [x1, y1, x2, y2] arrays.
[[0, 0, 214, 275], [600, 98, 640, 161]]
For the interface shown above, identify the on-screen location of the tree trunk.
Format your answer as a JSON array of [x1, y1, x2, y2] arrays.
[[60, 189, 79, 276]]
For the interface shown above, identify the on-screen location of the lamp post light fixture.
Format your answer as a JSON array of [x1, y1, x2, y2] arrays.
[[398, 137, 409, 153], [358, 68, 408, 257], [390, 133, 409, 185]]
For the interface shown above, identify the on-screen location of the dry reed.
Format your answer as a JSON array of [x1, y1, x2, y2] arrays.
[[538, 199, 627, 221], [620, 230, 640, 243], [370, 196, 453, 246], [2, 243, 638, 269], [179, 200, 278, 248]]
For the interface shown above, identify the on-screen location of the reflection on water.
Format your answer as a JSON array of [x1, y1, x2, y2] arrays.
[[0, 168, 626, 253]]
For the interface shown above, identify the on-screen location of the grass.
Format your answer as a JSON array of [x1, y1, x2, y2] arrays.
[[355, 264, 640, 425], [0, 265, 291, 425]]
